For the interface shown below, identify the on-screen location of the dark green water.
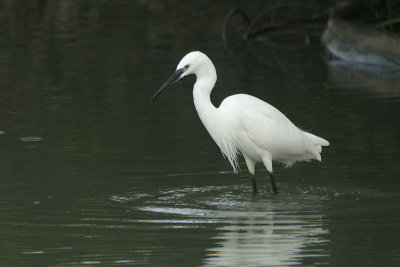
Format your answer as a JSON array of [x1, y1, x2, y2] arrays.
[[0, 1, 399, 266]]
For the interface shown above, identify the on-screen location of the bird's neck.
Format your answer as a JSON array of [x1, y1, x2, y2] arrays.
[[192, 61, 220, 143], [193, 75, 218, 122], [192, 73, 239, 171]]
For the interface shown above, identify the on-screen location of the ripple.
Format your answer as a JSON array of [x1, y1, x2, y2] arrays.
[[110, 193, 150, 203], [22, 251, 45, 255], [141, 206, 212, 217], [139, 194, 329, 266], [19, 137, 43, 142], [81, 261, 101, 265]]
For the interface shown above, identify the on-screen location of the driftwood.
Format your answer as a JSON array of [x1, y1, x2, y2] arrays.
[[322, 17, 400, 67], [222, 0, 400, 63], [222, 4, 327, 54]]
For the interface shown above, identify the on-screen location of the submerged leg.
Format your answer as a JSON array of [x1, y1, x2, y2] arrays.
[[244, 156, 257, 194], [261, 155, 277, 194], [268, 172, 278, 194], [252, 176, 257, 194]]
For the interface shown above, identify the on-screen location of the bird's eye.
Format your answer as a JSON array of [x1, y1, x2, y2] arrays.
[[184, 64, 189, 70]]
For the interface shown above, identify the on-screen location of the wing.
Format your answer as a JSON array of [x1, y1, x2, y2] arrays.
[[240, 106, 309, 157]]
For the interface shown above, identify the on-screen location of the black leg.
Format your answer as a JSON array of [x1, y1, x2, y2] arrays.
[[268, 172, 278, 194], [252, 176, 257, 194]]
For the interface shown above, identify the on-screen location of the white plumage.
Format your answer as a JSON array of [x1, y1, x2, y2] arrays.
[[152, 51, 329, 194]]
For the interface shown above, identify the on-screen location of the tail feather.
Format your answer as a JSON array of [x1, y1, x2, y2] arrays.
[[281, 131, 329, 166], [304, 132, 329, 146], [315, 144, 322, 153], [304, 132, 329, 161]]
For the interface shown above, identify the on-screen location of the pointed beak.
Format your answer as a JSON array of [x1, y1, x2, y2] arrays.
[[151, 68, 185, 102]]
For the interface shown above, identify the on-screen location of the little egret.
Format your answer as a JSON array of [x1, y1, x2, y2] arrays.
[[151, 51, 329, 194]]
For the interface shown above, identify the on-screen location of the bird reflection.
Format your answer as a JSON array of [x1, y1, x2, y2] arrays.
[[203, 209, 328, 266]]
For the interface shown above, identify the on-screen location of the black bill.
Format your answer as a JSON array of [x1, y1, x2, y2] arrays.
[[151, 68, 185, 102]]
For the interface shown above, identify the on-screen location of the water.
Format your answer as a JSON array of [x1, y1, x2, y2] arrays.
[[0, 1, 399, 266]]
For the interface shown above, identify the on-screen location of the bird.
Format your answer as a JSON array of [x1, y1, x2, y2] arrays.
[[151, 51, 329, 194]]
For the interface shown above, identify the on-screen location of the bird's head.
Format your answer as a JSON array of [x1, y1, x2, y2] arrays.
[[151, 51, 215, 102]]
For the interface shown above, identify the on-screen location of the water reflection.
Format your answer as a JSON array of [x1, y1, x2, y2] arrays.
[[327, 60, 400, 101], [204, 212, 328, 266], [138, 183, 329, 266]]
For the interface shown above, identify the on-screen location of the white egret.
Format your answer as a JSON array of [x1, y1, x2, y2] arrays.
[[152, 51, 329, 194]]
